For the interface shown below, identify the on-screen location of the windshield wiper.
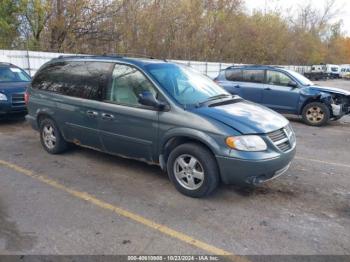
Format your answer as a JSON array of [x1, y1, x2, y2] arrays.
[[205, 94, 231, 102], [197, 94, 232, 107]]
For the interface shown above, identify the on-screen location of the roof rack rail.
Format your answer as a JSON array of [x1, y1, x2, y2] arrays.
[[103, 53, 149, 59], [56, 53, 168, 62], [103, 53, 167, 62], [226, 64, 276, 69], [103, 53, 155, 59], [57, 55, 94, 59]]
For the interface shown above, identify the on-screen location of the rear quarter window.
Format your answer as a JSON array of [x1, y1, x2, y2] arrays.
[[32, 61, 113, 100], [225, 69, 242, 81]]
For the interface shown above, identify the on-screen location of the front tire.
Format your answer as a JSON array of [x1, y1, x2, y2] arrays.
[[302, 102, 330, 126], [39, 118, 68, 154], [167, 143, 219, 198]]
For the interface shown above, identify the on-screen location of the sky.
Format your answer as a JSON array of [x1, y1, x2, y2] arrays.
[[244, 0, 350, 36]]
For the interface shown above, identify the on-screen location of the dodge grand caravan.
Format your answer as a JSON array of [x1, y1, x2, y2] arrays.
[[26, 56, 296, 197]]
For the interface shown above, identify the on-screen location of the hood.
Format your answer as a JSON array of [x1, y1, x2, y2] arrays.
[[191, 100, 289, 134], [309, 85, 350, 96], [0, 82, 29, 94]]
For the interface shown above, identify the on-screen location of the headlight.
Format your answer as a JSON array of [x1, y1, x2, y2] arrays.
[[0, 93, 7, 101], [226, 135, 267, 151]]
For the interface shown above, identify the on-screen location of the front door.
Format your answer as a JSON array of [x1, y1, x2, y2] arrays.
[[262, 70, 300, 113], [98, 63, 159, 162]]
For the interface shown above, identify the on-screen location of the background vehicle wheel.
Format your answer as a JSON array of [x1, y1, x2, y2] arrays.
[[167, 143, 219, 198], [39, 118, 68, 154], [302, 102, 330, 126]]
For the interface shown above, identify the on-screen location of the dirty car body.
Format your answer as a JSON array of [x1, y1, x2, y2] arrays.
[[26, 56, 296, 197], [215, 65, 350, 126]]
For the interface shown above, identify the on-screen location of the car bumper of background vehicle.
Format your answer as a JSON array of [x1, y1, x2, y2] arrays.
[[25, 114, 38, 130], [0, 102, 27, 115], [216, 146, 296, 186]]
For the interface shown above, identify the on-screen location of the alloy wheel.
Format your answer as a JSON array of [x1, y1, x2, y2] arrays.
[[173, 154, 204, 190], [306, 106, 325, 124], [42, 125, 56, 149]]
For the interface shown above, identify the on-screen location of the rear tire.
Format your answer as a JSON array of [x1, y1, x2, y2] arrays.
[[39, 118, 68, 154], [302, 102, 330, 126], [167, 143, 219, 198]]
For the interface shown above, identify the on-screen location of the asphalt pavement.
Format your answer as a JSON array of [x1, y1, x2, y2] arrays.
[[0, 79, 349, 256]]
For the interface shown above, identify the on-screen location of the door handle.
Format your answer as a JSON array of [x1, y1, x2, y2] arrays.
[[234, 85, 240, 88], [86, 110, 98, 118], [101, 113, 115, 120], [264, 87, 271, 90]]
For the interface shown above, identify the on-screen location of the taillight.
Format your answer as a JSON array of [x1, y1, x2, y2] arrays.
[[24, 91, 29, 105]]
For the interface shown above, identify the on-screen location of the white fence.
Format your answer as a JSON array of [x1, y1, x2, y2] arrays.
[[0, 49, 311, 78]]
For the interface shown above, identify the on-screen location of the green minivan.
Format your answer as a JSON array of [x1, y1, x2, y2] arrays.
[[26, 55, 296, 197]]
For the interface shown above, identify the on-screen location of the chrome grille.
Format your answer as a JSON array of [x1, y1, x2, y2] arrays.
[[268, 129, 287, 142], [11, 93, 25, 107], [267, 125, 295, 152]]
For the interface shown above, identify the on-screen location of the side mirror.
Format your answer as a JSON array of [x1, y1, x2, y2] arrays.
[[138, 91, 166, 110], [288, 81, 298, 88]]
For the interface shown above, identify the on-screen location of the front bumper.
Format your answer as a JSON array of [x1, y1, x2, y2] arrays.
[[216, 146, 296, 186], [331, 103, 350, 117], [0, 102, 27, 115]]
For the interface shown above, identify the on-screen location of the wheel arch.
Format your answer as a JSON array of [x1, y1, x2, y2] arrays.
[[36, 108, 57, 126], [35, 110, 67, 140], [37, 112, 54, 126], [299, 92, 332, 115], [159, 129, 221, 171]]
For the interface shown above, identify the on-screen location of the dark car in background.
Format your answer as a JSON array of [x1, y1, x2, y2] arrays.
[[26, 56, 296, 197], [0, 62, 31, 116], [215, 65, 350, 126]]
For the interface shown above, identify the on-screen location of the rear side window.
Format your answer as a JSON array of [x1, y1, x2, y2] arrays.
[[225, 69, 242, 81], [242, 70, 265, 83], [32, 61, 113, 100]]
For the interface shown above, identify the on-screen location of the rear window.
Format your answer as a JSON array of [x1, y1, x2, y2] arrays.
[[225, 68, 242, 81], [32, 61, 113, 100], [0, 66, 31, 82]]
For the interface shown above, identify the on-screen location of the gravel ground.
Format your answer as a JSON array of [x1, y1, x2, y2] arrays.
[[0, 80, 349, 256]]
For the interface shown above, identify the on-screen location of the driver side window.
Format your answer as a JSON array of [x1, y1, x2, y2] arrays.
[[106, 64, 157, 107], [266, 70, 293, 87]]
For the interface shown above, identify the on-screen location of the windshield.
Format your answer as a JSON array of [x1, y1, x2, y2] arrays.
[[146, 63, 229, 106], [285, 69, 314, 86], [0, 67, 31, 83], [331, 67, 338, 72]]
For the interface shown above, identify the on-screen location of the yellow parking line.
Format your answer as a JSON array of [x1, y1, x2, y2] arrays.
[[0, 159, 249, 260], [295, 156, 350, 168]]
